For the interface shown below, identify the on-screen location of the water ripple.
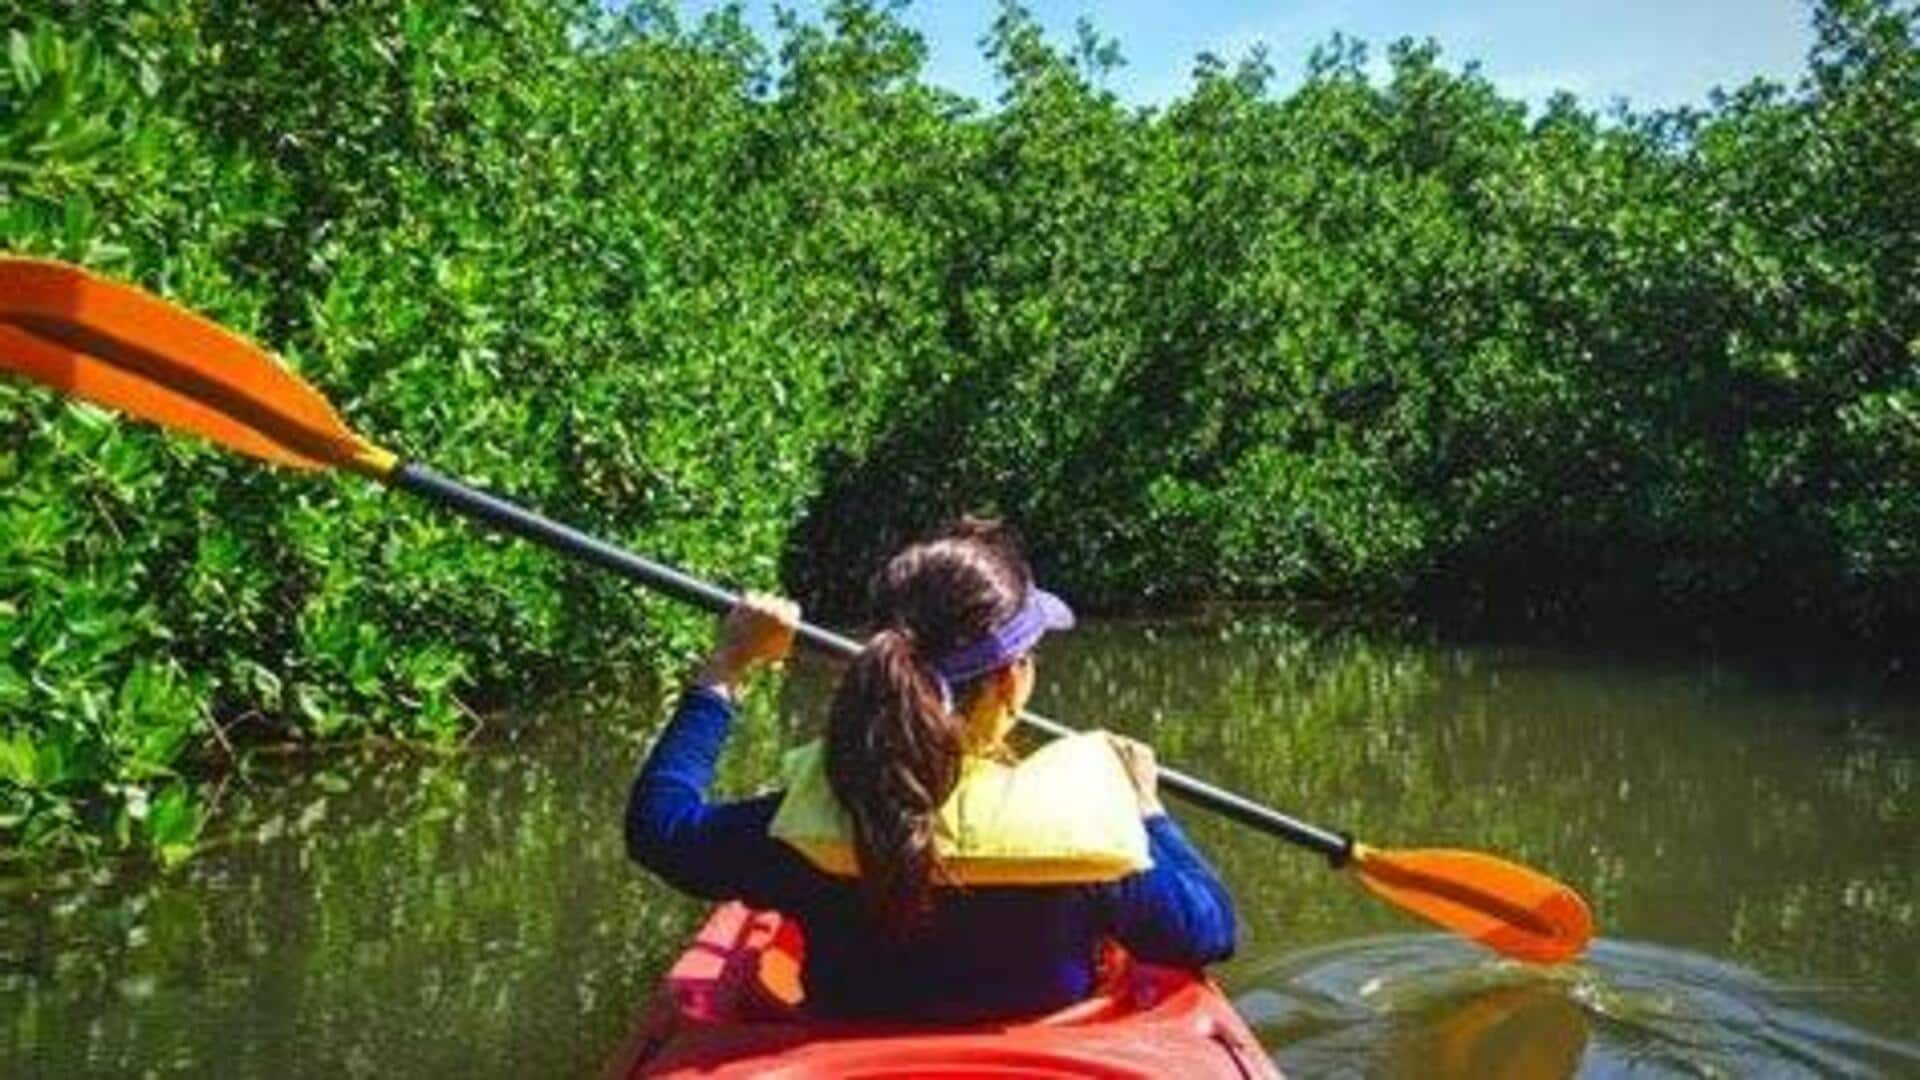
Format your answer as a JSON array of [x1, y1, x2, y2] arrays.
[[1235, 935, 1920, 1078]]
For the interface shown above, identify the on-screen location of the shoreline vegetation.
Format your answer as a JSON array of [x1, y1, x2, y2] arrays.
[[2, 0, 1915, 860]]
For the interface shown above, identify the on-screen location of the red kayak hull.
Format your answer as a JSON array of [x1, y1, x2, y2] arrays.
[[608, 903, 1279, 1079]]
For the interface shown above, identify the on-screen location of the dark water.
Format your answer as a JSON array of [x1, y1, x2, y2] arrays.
[[2, 620, 1915, 1077]]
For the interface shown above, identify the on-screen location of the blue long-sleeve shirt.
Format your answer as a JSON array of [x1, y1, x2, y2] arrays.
[[626, 686, 1237, 1022]]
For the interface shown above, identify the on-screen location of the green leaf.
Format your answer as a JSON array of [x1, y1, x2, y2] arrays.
[[0, 731, 39, 788], [7, 29, 35, 90], [146, 783, 200, 867]]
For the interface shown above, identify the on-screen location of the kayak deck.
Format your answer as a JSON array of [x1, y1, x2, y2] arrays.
[[609, 902, 1278, 1079]]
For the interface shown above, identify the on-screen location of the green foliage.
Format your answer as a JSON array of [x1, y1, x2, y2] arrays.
[[3, 0, 1916, 857], [795, 0, 1919, 647], [0, 0, 910, 858]]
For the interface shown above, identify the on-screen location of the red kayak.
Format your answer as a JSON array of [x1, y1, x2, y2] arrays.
[[607, 902, 1279, 1078]]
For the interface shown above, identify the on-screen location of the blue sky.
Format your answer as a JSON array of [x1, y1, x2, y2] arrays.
[[678, 1, 1816, 112]]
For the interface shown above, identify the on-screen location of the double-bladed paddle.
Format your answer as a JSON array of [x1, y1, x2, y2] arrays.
[[0, 257, 1593, 963]]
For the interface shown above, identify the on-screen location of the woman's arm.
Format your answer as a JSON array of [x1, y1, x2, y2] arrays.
[[1097, 735, 1237, 966], [1101, 814, 1238, 967], [624, 685, 789, 899], [624, 594, 807, 902]]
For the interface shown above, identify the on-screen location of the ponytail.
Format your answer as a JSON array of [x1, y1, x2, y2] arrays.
[[825, 627, 963, 937], [822, 517, 1032, 936]]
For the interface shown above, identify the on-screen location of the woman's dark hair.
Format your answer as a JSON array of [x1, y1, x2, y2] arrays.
[[825, 517, 1032, 936]]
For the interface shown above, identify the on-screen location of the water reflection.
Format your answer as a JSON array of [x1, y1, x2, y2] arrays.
[[1036, 624, 1917, 1027], [0, 620, 1914, 1076], [0, 698, 704, 1077]]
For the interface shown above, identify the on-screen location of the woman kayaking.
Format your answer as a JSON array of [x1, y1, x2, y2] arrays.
[[626, 518, 1236, 1022]]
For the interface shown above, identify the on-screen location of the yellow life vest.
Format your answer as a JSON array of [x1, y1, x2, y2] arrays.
[[768, 731, 1152, 886]]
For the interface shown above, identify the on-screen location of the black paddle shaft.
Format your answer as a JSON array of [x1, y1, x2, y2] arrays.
[[391, 461, 1356, 866]]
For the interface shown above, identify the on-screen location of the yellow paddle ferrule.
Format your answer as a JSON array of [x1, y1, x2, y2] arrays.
[[343, 442, 400, 479]]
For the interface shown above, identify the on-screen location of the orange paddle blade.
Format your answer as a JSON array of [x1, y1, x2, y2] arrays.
[[0, 258, 394, 475], [1352, 845, 1593, 964]]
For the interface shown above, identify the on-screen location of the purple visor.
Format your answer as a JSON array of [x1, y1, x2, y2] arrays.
[[930, 587, 1075, 688]]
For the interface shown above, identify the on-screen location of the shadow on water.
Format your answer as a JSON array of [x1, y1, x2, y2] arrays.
[[1236, 934, 1920, 1078], [1, 618, 1914, 1076]]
